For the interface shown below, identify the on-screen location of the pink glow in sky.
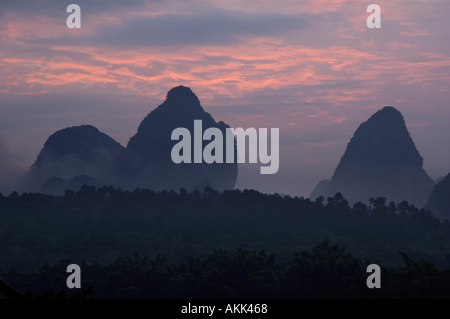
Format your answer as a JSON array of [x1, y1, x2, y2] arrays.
[[1, 0, 450, 196]]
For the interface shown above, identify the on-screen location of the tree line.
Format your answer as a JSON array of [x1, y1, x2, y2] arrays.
[[3, 240, 450, 299], [1, 186, 449, 281]]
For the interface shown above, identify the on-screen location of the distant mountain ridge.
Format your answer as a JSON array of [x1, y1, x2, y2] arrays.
[[424, 173, 450, 220], [18, 125, 124, 193], [16, 86, 238, 194], [310, 106, 435, 207], [40, 175, 98, 196]]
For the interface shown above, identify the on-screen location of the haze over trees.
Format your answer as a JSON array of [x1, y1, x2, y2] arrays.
[[1, 91, 450, 298], [16, 125, 123, 193], [10, 86, 237, 195], [4, 94, 447, 217]]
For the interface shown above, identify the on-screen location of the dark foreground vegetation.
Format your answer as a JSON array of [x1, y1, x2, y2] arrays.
[[1, 186, 450, 298], [3, 240, 450, 299]]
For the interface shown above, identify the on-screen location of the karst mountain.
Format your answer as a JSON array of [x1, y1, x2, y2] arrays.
[[17, 125, 123, 193], [310, 106, 435, 207], [16, 86, 238, 194], [123, 85, 237, 192]]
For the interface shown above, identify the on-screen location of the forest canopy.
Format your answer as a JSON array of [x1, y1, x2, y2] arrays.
[[0, 186, 448, 274]]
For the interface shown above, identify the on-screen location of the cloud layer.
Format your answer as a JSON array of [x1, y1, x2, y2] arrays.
[[1, 0, 450, 196]]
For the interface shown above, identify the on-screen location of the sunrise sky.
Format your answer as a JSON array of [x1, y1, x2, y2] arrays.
[[1, 0, 449, 196]]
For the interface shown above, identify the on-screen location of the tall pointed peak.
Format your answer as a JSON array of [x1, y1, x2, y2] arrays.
[[125, 86, 237, 192], [167, 85, 198, 101], [365, 106, 405, 127], [341, 106, 419, 167], [378, 106, 401, 114], [324, 106, 434, 207], [162, 85, 202, 112]]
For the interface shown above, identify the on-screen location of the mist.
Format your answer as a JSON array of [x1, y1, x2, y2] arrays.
[[0, 135, 27, 194]]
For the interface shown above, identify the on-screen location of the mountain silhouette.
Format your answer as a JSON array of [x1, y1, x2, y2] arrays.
[[123, 85, 238, 192], [18, 125, 124, 192], [310, 106, 434, 207], [309, 179, 330, 201], [16, 86, 238, 193], [424, 173, 450, 220], [40, 175, 98, 196]]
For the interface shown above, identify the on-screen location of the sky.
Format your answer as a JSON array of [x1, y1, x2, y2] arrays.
[[0, 0, 449, 197]]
